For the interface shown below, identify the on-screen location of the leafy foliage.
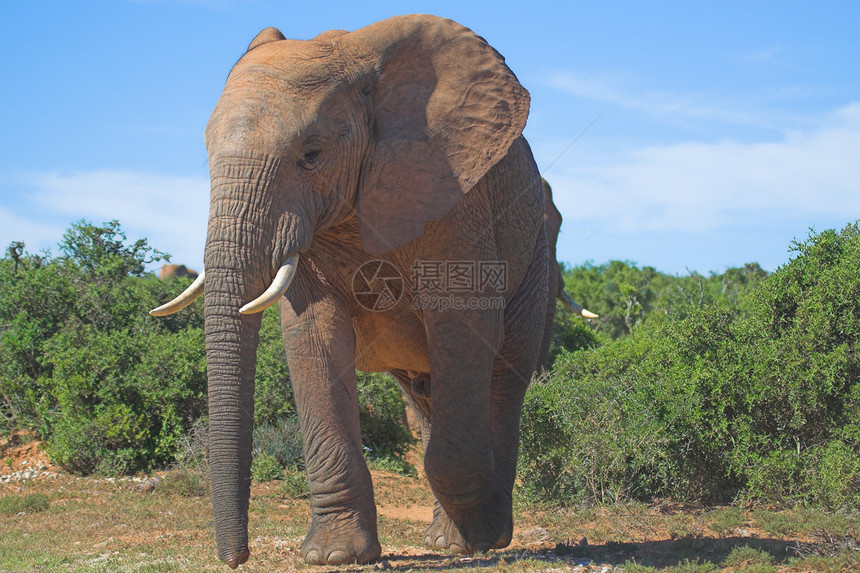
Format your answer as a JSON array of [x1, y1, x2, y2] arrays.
[[254, 306, 295, 425], [357, 371, 417, 468], [521, 223, 859, 508], [558, 260, 767, 343], [0, 221, 208, 474]]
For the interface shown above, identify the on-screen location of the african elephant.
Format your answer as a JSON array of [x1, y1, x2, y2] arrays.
[[157, 263, 199, 280], [152, 15, 549, 567], [538, 179, 597, 370]]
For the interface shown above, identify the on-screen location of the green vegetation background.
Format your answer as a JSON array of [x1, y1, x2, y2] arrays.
[[1, 220, 857, 509]]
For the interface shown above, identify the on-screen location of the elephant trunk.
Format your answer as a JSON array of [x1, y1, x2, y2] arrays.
[[202, 155, 295, 568], [204, 283, 261, 568]]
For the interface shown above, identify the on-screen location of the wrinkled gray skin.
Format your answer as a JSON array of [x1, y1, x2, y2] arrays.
[[539, 179, 569, 370], [185, 15, 549, 568]]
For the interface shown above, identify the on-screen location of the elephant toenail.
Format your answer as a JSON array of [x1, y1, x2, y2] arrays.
[[304, 549, 322, 564], [327, 550, 350, 564]]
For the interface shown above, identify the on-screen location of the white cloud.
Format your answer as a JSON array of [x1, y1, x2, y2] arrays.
[[548, 71, 788, 129], [549, 102, 860, 233], [2, 170, 210, 271]]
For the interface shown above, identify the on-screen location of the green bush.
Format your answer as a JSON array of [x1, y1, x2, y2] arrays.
[[254, 306, 295, 425], [252, 417, 304, 469], [561, 260, 767, 341], [548, 301, 606, 365], [251, 452, 285, 482], [157, 469, 209, 497], [521, 223, 860, 507], [1, 221, 206, 474], [356, 371, 416, 461], [38, 325, 206, 474], [280, 465, 310, 497]]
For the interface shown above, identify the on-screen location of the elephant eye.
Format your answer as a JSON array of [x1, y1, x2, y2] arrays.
[[300, 149, 321, 169]]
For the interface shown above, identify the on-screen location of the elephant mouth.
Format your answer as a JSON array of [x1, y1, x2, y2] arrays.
[[149, 254, 300, 317]]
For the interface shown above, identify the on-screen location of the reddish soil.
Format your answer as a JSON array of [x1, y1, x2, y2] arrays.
[[0, 433, 57, 476]]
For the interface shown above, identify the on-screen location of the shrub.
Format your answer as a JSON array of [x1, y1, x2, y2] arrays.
[[254, 306, 295, 425], [722, 546, 775, 571], [1, 221, 206, 474], [251, 452, 285, 482], [549, 301, 606, 365], [252, 417, 304, 469], [280, 465, 310, 498], [356, 371, 416, 461], [157, 469, 208, 497], [38, 325, 206, 474], [521, 223, 860, 507]]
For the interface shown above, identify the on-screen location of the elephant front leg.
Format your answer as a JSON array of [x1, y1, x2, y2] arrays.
[[280, 292, 381, 565], [393, 371, 471, 553], [422, 308, 510, 553]]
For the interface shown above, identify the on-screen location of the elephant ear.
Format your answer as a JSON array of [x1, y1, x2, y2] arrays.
[[247, 27, 286, 51], [340, 15, 530, 255]]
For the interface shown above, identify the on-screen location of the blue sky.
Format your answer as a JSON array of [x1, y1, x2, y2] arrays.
[[1, 1, 858, 275]]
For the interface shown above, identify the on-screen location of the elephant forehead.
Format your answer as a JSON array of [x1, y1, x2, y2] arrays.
[[206, 93, 323, 154], [208, 80, 339, 153]]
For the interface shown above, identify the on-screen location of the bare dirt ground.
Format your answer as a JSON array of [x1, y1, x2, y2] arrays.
[[0, 433, 57, 479], [1, 434, 857, 572]]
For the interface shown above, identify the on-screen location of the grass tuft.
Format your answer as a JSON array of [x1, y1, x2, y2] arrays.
[[0, 492, 50, 515]]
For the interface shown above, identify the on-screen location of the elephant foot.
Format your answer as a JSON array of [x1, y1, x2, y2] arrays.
[[300, 515, 381, 565], [423, 507, 471, 553], [423, 497, 512, 553]]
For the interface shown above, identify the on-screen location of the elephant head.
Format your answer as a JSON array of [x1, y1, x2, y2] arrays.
[[158, 263, 199, 280], [151, 15, 531, 568]]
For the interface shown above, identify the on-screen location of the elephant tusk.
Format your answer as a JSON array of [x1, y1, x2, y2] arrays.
[[559, 290, 599, 319], [150, 271, 206, 316], [239, 254, 300, 315]]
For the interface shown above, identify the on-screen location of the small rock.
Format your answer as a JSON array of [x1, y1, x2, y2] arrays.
[[373, 560, 391, 570], [136, 477, 161, 492], [519, 526, 553, 544]]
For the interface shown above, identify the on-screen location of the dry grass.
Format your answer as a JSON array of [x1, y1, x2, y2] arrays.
[[0, 437, 858, 572], [1, 471, 858, 572]]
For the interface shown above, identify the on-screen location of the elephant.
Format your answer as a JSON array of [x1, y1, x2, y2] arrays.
[[157, 263, 199, 280], [152, 14, 565, 567], [539, 178, 597, 370]]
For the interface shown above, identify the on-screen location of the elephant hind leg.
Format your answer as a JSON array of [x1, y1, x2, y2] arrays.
[[489, 226, 549, 548]]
